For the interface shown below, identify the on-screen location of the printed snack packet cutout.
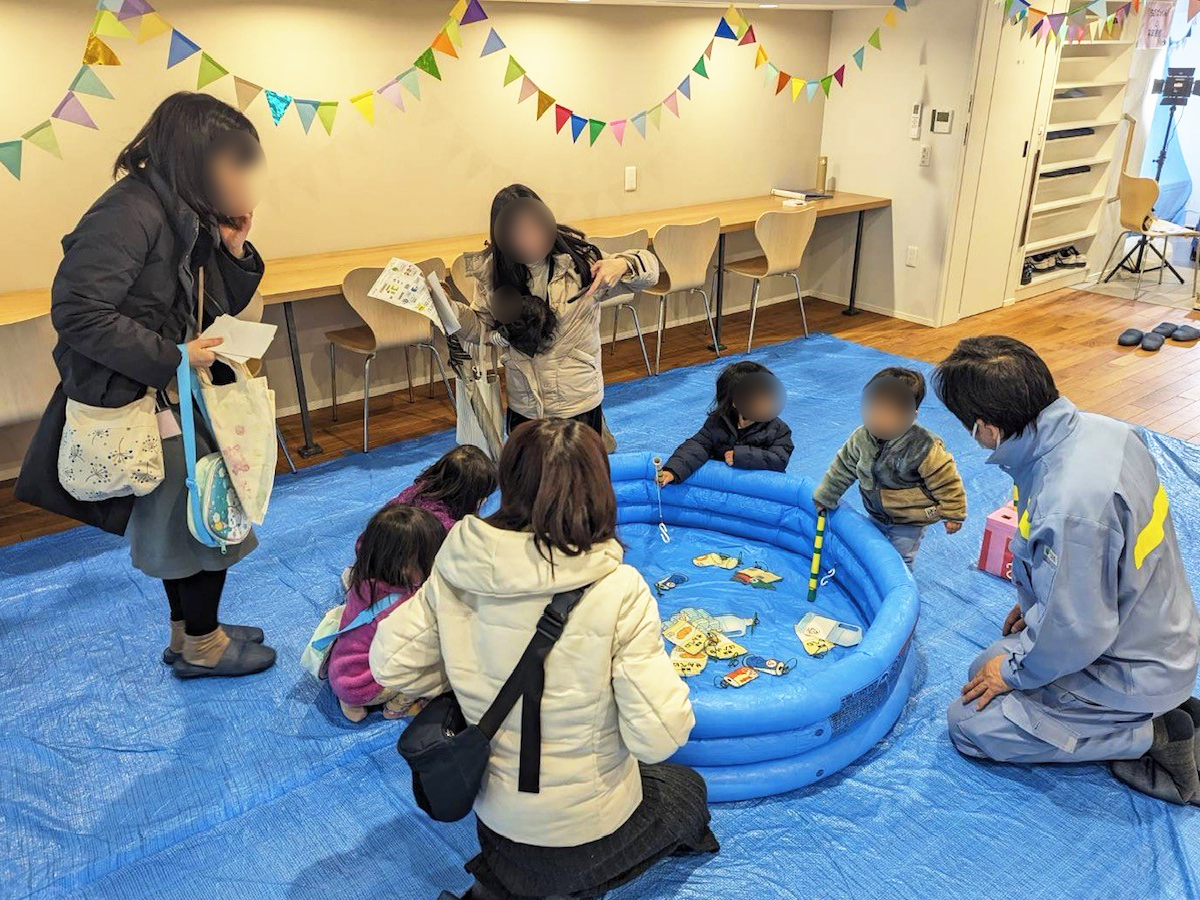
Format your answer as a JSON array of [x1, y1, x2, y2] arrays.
[[662, 619, 708, 655], [705, 631, 747, 660], [655, 573, 689, 595], [796, 611, 863, 658], [716, 665, 760, 689], [668, 607, 721, 633], [693, 552, 741, 570], [671, 645, 709, 678], [732, 566, 783, 590], [742, 654, 796, 676], [714, 612, 759, 637]]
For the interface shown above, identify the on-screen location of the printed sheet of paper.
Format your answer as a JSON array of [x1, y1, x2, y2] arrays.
[[368, 258, 441, 328], [201, 315, 277, 364]]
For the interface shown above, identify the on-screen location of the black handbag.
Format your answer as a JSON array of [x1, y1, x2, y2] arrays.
[[398, 584, 591, 823]]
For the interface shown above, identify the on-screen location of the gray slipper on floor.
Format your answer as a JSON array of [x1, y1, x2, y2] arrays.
[[171, 638, 276, 679], [1118, 328, 1143, 347], [1142, 332, 1166, 351], [1153, 322, 1180, 338], [162, 623, 265, 665], [1170, 325, 1200, 343]]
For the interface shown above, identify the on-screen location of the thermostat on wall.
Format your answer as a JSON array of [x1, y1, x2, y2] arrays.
[[931, 109, 954, 134]]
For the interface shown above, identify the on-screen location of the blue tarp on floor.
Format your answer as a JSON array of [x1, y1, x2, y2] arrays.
[[2, 335, 1198, 899]]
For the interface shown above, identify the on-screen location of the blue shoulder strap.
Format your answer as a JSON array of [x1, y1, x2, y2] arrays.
[[310, 593, 401, 653], [176, 346, 219, 549]]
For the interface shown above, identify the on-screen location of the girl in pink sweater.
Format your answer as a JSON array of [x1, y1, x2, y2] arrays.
[[330, 445, 497, 722]]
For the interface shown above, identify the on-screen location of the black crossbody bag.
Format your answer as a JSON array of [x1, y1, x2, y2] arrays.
[[398, 584, 591, 823]]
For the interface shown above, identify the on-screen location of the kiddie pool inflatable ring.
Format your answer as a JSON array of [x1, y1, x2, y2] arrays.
[[612, 453, 920, 802]]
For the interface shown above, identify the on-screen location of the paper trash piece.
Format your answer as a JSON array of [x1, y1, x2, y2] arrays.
[[367, 259, 443, 328], [201, 315, 277, 364], [713, 612, 758, 637], [667, 607, 719, 632], [693, 552, 740, 570], [716, 665, 759, 689], [733, 566, 782, 589], [705, 631, 746, 660], [795, 611, 862, 658], [654, 573, 689, 595], [662, 619, 708, 655], [671, 646, 708, 678]]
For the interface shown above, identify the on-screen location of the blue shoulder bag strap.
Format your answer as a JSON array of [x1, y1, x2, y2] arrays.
[[176, 345, 220, 549], [310, 593, 402, 653]]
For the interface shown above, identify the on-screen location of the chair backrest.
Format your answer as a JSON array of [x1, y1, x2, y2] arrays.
[[236, 290, 265, 324], [754, 208, 818, 276], [651, 218, 720, 293], [1115, 113, 1157, 233], [341, 258, 444, 351], [589, 230, 650, 255], [450, 253, 480, 307]]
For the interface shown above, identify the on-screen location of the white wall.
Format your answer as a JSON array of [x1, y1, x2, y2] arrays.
[[813, 0, 984, 326]]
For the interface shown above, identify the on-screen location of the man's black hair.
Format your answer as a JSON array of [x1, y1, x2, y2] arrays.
[[867, 366, 926, 409], [933, 336, 1060, 438], [115, 91, 260, 228]]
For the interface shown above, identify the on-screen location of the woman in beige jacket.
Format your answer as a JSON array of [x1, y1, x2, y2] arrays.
[[449, 184, 659, 436], [370, 419, 717, 900]]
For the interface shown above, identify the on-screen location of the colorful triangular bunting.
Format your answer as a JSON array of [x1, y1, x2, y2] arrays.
[[349, 91, 375, 125], [518, 75, 539, 103], [481, 28, 506, 57], [648, 104, 662, 129], [136, 12, 171, 44], [450, 0, 468, 19], [868, 28, 882, 50], [555, 105, 572, 133], [264, 90, 292, 125], [884, 8, 898, 27], [739, 25, 757, 46], [715, 17, 737, 40], [631, 111, 647, 138], [663, 92, 679, 117], [503, 56, 525, 86], [0, 141, 21, 180], [414, 48, 441, 80], [536, 91, 555, 119], [91, 10, 131, 39], [610, 119, 626, 145], [317, 101, 338, 135], [116, 0, 153, 20], [52, 92, 98, 129], [570, 114, 587, 143], [167, 30, 200, 68], [754, 46, 768, 68], [460, 0, 488, 25], [234, 77, 262, 111], [775, 70, 790, 95], [398, 68, 422, 99], [377, 78, 406, 112], [820, 74, 833, 97], [693, 56, 708, 79], [833, 65, 846, 87], [678, 76, 691, 100], [893, 0, 907, 10], [197, 53, 228, 89], [70, 66, 113, 99], [790, 78, 804, 102], [852, 47, 866, 70], [294, 99, 319, 133], [806, 81, 820, 102], [588, 119, 605, 146], [82, 34, 121, 66], [432, 29, 459, 59], [23, 121, 62, 158], [97, 0, 124, 11], [444, 18, 463, 49], [705, 40, 715, 59]]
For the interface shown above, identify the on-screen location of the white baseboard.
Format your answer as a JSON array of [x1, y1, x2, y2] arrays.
[[806, 290, 938, 328]]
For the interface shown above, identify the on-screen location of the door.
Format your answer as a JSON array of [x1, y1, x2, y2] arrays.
[[943, 2, 1062, 320]]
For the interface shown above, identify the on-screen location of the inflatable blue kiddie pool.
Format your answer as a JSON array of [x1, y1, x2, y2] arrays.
[[610, 453, 920, 802]]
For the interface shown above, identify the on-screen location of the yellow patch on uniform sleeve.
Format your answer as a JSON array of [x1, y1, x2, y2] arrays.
[[1018, 508, 1031, 540], [1134, 485, 1170, 570]]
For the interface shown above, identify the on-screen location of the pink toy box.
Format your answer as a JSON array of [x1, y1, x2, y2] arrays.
[[978, 502, 1018, 581]]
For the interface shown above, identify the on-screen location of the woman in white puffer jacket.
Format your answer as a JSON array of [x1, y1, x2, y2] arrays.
[[370, 419, 718, 900]]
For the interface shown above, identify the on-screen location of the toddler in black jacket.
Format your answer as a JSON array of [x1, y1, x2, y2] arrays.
[[659, 362, 793, 485]]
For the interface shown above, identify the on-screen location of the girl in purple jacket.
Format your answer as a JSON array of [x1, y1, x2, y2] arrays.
[[330, 445, 497, 722]]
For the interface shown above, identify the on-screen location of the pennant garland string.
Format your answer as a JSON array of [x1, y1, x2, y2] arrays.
[[994, 0, 1146, 44]]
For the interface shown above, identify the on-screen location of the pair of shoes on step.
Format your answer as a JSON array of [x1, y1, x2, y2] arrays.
[[1110, 698, 1200, 806], [1117, 322, 1200, 351], [164, 624, 276, 679]]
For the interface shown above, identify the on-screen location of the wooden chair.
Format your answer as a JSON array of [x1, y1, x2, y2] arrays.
[[234, 290, 296, 474], [1101, 114, 1200, 302], [724, 207, 817, 353], [327, 259, 454, 453], [589, 230, 653, 377], [643, 218, 721, 375]]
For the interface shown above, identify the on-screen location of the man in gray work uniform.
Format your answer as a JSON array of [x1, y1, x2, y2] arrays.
[[935, 336, 1199, 805]]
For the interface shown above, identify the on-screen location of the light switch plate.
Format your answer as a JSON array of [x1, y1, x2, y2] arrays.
[[624, 166, 637, 192]]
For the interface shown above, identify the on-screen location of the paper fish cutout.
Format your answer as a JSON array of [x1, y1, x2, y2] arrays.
[[654, 573, 689, 594], [716, 665, 760, 689], [733, 566, 782, 589], [705, 631, 747, 660], [667, 607, 720, 633], [743, 655, 795, 676], [662, 619, 708, 655], [693, 552, 740, 569], [671, 646, 708, 677], [801, 636, 836, 658]]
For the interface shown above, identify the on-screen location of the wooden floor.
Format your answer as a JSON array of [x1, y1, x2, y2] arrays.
[[2, 288, 1197, 546]]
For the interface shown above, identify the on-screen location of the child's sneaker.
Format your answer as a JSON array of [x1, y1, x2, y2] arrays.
[[1055, 245, 1087, 269]]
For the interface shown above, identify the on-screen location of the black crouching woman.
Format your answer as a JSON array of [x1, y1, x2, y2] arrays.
[[16, 92, 277, 679]]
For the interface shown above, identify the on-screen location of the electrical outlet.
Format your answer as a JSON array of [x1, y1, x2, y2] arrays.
[[906, 245, 919, 268], [624, 166, 637, 192], [919, 144, 932, 167]]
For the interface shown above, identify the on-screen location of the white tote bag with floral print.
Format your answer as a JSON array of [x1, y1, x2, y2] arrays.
[[58, 394, 165, 501], [195, 360, 276, 525]]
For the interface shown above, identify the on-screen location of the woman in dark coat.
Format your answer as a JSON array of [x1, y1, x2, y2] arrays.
[[16, 92, 276, 679]]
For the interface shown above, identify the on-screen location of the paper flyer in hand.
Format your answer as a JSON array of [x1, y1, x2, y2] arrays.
[[368, 258, 442, 328]]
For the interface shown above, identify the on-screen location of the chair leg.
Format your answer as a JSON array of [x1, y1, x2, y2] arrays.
[[625, 303, 653, 378], [1101, 231, 1131, 283], [746, 279, 761, 354], [694, 289, 720, 360], [363, 353, 375, 454], [1135, 241, 1146, 302], [655, 295, 667, 376], [404, 345, 415, 404], [423, 342, 455, 407], [276, 426, 297, 474], [328, 343, 338, 423], [611, 304, 620, 355], [790, 272, 809, 339]]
